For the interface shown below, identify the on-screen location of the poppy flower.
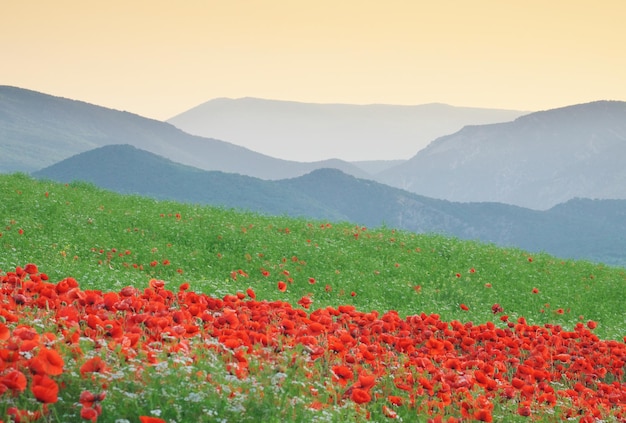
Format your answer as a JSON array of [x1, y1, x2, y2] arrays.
[[357, 373, 376, 390], [297, 296, 313, 309], [351, 388, 372, 404], [0, 322, 9, 341], [474, 408, 493, 422], [80, 406, 99, 422], [80, 356, 108, 377], [388, 395, 403, 406], [139, 417, 166, 423], [30, 348, 64, 375], [1, 370, 27, 393], [246, 288, 256, 299], [460, 304, 469, 311], [491, 304, 503, 314], [277, 281, 287, 292], [332, 365, 353, 385], [31, 374, 59, 403], [24, 263, 39, 275]]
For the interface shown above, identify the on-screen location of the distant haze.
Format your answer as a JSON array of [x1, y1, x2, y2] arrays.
[[1, 2, 625, 121], [168, 98, 527, 162]]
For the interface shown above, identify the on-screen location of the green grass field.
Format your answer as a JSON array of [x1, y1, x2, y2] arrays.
[[1, 173, 624, 422]]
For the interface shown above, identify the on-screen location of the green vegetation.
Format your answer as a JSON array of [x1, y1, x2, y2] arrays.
[[2, 173, 624, 340], [1, 173, 625, 423]]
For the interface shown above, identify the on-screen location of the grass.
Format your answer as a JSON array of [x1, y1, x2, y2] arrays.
[[2, 173, 623, 340], [1, 172, 625, 422]]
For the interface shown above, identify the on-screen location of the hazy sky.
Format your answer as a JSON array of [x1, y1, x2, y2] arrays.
[[2, 1, 625, 122]]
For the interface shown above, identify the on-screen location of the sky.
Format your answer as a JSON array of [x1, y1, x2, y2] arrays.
[[2, 1, 625, 155]]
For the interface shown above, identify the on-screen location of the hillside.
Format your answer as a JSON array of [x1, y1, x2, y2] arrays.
[[32, 144, 346, 221], [1, 173, 625, 422], [0, 85, 369, 179], [167, 97, 527, 162], [376, 100, 626, 209], [33, 145, 626, 267]]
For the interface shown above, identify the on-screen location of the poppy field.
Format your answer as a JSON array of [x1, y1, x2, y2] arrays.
[[1, 173, 625, 422]]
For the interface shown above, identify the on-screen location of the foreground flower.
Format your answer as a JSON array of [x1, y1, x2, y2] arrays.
[[31, 374, 59, 403]]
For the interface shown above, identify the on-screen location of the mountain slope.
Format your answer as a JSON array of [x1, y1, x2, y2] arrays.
[[32, 145, 626, 267], [32, 144, 347, 220], [376, 101, 626, 209], [0, 85, 370, 180], [167, 97, 528, 162]]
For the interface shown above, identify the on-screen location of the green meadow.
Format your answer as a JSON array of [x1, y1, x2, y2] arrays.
[[2, 173, 623, 340], [1, 172, 625, 422]]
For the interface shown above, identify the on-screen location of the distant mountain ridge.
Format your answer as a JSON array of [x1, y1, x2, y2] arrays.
[[33, 144, 626, 267], [33, 144, 346, 220], [376, 100, 626, 209], [0, 85, 370, 179], [4, 85, 626, 212], [167, 97, 528, 162]]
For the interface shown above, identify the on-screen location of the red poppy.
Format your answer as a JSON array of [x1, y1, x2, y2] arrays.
[[31, 374, 59, 403], [351, 388, 372, 404], [474, 408, 493, 422], [80, 406, 99, 422], [297, 296, 313, 309], [80, 356, 108, 377], [30, 347, 64, 375], [357, 373, 376, 390], [1, 369, 27, 393], [139, 417, 166, 423], [388, 395, 403, 406], [332, 365, 353, 385], [277, 281, 287, 292], [460, 304, 469, 311], [24, 263, 39, 275], [0, 322, 9, 341]]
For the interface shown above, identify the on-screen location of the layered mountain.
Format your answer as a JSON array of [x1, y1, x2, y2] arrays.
[[167, 97, 528, 162], [0, 86, 369, 179], [376, 101, 626, 210], [5, 86, 626, 212], [33, 144, 626, 267]]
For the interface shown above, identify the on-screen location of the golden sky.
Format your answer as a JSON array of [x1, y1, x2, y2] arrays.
[[2, 0, 625, 120]]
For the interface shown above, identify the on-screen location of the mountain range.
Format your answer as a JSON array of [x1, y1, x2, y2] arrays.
[[377, 100, 626, 209], [33, 144, 626, 267], [3, 85, 626, 266], [0, 86, 369, 179], [167, 97, 527, 162]]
